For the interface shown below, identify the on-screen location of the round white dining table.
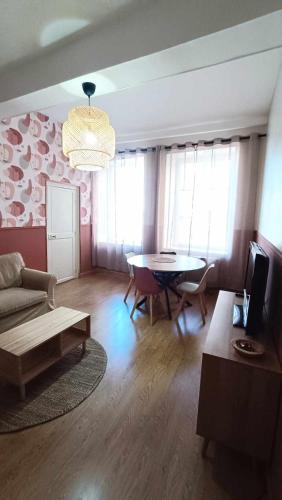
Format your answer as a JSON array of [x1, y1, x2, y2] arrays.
[[127, 254, 206, 319], [127, 254, 206, 273]]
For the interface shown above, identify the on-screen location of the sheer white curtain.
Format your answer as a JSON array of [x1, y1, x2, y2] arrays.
[[157, 142, 238, 259], [157, 136, 259, 289], [92, 150, 157, 272]]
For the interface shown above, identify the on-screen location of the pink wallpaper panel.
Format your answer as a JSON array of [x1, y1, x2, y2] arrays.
[[0, 112, 91, 227]]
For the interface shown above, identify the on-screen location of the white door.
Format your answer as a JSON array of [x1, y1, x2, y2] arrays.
[[47, 182, 79, 283]]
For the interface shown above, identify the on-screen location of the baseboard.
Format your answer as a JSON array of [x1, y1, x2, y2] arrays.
[[79, 269, 95, 277]]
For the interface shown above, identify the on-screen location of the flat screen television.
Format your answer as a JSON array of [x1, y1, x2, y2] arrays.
[[233, 241, 269, 335]]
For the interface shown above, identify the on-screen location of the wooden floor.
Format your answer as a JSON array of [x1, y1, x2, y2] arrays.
[[0, 270, 262, 500]]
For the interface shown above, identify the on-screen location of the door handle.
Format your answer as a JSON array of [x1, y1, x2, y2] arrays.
[[48, 234, 56, 240]]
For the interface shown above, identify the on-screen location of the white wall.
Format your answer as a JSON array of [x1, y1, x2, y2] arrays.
[[255, 136, 267, 230], [257, 64, 282, 251]]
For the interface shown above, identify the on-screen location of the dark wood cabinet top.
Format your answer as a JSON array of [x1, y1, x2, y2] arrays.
[[204, 291, 281, 374]]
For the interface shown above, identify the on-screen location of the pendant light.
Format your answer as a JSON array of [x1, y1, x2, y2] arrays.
[[62, 82, 115, 171]]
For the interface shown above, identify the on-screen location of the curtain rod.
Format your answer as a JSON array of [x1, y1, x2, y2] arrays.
[[117, 133, 267, 154]]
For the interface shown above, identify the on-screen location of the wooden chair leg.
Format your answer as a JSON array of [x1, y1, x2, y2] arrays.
[[199, 294, 206, 324], [130, 291, 141, 319], [202, 293, 207, 315], [145, 296, 149, 313], [174, 293, 186, 320], [149, 295, 154, 326], [124, 277, 134, 303]]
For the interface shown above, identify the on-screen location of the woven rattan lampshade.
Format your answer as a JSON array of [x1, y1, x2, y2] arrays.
[[62, 83, 115, 171]]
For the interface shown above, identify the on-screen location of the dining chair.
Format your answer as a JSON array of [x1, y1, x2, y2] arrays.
[[174, 263, 215, 324], [181, 256, 207, 282], [130, 266, 164, 326], [123, 251, 136, 303]]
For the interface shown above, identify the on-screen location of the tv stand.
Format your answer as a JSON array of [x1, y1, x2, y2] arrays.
[[197, 291, 281, 461]]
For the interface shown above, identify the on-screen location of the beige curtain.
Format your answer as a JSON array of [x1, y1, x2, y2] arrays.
[[218, 135, 260, 289], [156, 136, 260, 289], [92, 149, 158, 272]]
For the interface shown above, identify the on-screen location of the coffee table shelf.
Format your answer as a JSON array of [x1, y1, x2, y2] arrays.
[[0, 307, 91, 400], [60, 328, 88, 356], [21, 353, 62, 384]]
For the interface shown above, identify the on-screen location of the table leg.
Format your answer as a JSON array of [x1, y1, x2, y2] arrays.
[[137, 297, 147, 309], [82, 340, 86, 355], [164, 288, 172, 319], [86, 315, 91, 337], [202, 438, 210, 458], [19, 384, 26, 401]]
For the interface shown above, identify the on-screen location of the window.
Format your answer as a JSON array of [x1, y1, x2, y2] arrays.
[[96, 154, 145, 247], [161, 145, 238, 257]]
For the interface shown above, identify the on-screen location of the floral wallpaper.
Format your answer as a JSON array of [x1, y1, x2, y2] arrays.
[[0, 112, 91, 227]]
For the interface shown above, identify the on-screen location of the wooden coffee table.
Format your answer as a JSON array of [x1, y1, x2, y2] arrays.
[[0, 307, 91, 400]]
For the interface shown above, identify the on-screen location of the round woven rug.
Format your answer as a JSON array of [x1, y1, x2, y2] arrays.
[[0, 338, 107, 433]]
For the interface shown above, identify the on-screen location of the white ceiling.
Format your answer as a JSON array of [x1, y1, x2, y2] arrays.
[[0, 0, 137, 71], [0, 6, 281, 146], [42, 48, 282, 144], [0, 1, 281, 104]]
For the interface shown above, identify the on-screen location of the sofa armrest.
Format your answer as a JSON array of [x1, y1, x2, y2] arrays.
[[21, 268, 57, 308]]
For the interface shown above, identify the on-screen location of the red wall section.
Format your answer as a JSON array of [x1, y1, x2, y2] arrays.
[[255, 232, 282, 500], [0, 224, 93, 274], [0, 227, 47, 270], [255, 232, 282, 360], [80, 224, 93, 275]]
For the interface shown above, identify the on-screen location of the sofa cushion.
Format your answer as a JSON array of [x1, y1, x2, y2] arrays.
[[0, 253, 25, 290], [0, 287, 47, 319]]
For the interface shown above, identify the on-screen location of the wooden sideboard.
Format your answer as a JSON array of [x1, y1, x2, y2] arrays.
[[197, 291, 281, 461]]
